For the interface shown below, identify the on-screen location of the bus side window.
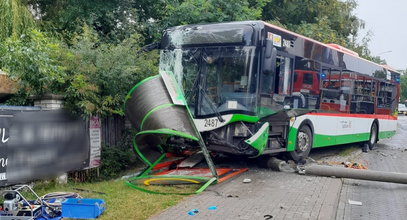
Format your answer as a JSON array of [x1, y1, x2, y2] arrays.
[[272, 56, 294, 106], [278, 56, 292, 96], [320, 67, 347, 112], [350, 74, 375, 114], [292, 57, 321, 109]]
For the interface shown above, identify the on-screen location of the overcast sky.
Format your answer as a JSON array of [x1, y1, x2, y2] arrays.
[[355, 0, 407, 71]]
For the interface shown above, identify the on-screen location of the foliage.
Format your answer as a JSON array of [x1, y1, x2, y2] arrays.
[[0, 26, 157, 116], [24, 0, 140, 43], [162, 0, 265, 26], [98, 144, 138, 180], [0, 0, 36, 41], [293, 16, 348, 46], [0, 29, 67, 101], [262, 0, 363, 42], [63, 25, 158, 116]]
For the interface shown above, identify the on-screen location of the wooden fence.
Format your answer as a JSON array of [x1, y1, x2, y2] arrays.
[[100, 114, 126, 147]]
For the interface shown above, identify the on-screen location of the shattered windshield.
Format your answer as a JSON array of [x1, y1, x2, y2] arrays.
[[160, 46, 257, 117]]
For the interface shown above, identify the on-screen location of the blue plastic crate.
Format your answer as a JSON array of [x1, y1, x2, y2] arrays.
[[61, 198, 105, 219]]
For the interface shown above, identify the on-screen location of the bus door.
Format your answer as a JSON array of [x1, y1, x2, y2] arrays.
[[273, 53, 294, 107]]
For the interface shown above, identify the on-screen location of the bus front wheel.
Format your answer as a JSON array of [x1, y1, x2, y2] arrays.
[[289, 125, 313, 162]]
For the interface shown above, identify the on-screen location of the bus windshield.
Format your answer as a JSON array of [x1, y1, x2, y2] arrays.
[[160, 46, 257, 117]]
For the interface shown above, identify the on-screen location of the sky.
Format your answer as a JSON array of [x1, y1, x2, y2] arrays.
[[355, 0, 407, 71]]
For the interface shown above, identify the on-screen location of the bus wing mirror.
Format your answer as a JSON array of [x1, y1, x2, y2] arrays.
[[137, 42, 161, 54], [263, 39, 277, 75]]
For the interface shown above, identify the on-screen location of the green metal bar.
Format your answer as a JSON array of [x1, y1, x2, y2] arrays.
[[123, 75, 160, 111], [195, 177, 217, 193], [159, 71, 219, 179], [138, 154, 166, 177], [132, 136, 153, 166]]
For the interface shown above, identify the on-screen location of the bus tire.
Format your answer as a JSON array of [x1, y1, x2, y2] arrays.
[[368, 122, 378, 150], [289, 125, 313, 162]]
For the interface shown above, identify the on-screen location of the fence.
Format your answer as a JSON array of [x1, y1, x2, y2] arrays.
[[100, 114, 126, 147]]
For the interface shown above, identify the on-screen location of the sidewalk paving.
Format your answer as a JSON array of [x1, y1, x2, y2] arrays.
[[150, 169, 342, 220]]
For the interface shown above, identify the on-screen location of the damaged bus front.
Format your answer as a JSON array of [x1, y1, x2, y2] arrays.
[[157, 21, 287, 157]]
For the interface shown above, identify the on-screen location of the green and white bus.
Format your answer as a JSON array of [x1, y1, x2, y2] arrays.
[[138, 20, 401, 161]]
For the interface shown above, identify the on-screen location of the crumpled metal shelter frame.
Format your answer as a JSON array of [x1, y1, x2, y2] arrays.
[[124, 71, 219, 194]]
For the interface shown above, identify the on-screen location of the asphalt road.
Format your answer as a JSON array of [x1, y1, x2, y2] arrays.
[[335, 115, 407, 220]]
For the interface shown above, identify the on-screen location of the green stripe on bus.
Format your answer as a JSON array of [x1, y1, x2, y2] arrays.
[[312, 133, 370, 148], [286, 129, 396, 151], [229, 114, 260, 124]]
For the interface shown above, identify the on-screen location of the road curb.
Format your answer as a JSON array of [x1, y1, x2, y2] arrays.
[[318, 178, 343, 220]]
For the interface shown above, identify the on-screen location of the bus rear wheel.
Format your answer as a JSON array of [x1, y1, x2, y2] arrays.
[[289, 125, 313, 162], [368, 122, 378, 150]]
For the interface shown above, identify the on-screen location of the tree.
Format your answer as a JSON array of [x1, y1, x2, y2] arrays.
[[62, 26, 158, 116], [25, 0, 140, 43], [262, 0, 363, 42], [0, 0, 36, 40], [0, 30, 67, 105]]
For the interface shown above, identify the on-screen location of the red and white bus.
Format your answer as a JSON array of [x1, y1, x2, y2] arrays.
[[152, 20, 401, 161]]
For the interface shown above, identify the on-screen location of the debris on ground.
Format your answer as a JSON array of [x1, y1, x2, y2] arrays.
[[243, 178, 252, 183], [265, 157, 296, 173], [348, 199, 363, 206], [208, 206, 218, 210], [178, 153, 204, 168], [226, 194, 239, 198], [318, 161, 368, 169], [187, 209, 199, 216], [264, 214, 273, 219], [343, 162, 368, 169]]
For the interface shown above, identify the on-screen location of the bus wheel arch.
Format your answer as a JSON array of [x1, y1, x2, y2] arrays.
[[289, 120, 314, 162]]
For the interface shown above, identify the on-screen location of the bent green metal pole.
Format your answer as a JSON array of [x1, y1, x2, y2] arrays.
[[159, 70, 218, 179]]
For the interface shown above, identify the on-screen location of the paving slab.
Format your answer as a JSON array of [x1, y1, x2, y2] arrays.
[[336, 116, 407, 220], [149, 170, 342, 220]]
